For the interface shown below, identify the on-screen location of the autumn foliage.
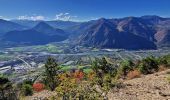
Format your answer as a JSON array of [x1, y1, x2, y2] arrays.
[[33, 83, 44, 92], [74, 70, 84, 80]]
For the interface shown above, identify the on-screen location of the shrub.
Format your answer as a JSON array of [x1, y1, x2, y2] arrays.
[[162, 54, 170, 66], [127, 70, 141, 79], [91, 57, 117, 77], [138, 56, 159, 74], [74, 70, 84, 80], [23, 79, 33, 86], [87, 72, 96, 81], [56, 75, 103, 99], [117, 59, 134, 78], [33, 83, 44, 92], [102, 74, 115, 91], [157, 57, 168, 66], [22, 84, 33, 96]]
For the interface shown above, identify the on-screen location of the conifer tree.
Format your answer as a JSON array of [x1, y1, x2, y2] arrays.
[[44, 57, 60, 91]]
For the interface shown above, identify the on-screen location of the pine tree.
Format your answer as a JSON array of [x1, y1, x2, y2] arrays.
[[44, 57, 60, 91]]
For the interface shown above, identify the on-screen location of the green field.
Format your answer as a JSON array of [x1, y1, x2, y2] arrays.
[[9, 44, 64, 53], [59, 65, 92, 73]]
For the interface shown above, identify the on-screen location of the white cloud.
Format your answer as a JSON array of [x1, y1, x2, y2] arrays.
[[90, 17, 100, 20], [0, 16, 10, 20], [0, 16, 3, 18], [18, 15, 45, 21], [55, 13, 77, 21]]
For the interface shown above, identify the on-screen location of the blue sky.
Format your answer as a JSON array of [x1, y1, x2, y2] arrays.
[[0, 0, 170, 21]]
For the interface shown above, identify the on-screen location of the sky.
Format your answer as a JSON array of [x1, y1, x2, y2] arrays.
[[0, 0, 170, 21]]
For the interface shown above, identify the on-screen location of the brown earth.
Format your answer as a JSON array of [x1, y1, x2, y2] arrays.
[[107, 69, 170, 100]]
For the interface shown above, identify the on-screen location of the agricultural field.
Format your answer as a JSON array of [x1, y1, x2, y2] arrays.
[[6, 43, 66, 53]]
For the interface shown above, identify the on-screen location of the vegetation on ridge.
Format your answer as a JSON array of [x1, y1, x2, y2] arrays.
[[1, 54, 170, 100]]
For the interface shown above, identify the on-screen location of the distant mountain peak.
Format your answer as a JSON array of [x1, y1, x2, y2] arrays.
[[33, 21, 54, 29], [32, 21, 67, 37], [0, 19, 26, 34], [98, 18, 107, 21], [141, 15, 162, 19]]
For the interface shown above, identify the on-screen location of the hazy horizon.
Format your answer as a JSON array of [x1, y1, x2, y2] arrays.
[[0, 0, 170, 21]]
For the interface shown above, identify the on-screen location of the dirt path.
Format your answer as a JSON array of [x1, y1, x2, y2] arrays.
[[108, 69, 170, 100]]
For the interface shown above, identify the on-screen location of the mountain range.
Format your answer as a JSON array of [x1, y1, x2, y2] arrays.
[[71, 16, 170, 49], [1, 21, 67, 45], [11, 20, 81, 29], [0, 19, 26, 36], [0, 15, 170, 49]]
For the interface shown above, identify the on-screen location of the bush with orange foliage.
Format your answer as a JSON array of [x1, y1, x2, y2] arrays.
[[33, 83, 44, 92], [74, 70, 84, 80], [127, 70, 141, 79]]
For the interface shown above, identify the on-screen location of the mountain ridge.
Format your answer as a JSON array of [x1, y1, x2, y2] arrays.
[[1, 15, 170, 49], [0, 19, 26, 35], [1, 22, 68, 45], [74, 16, 170, 49]]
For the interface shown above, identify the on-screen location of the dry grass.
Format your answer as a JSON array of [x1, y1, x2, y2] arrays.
[[158, 65, 167, 72], [127, 70, 141, 79]]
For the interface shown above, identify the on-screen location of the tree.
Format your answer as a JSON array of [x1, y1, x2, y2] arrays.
[[92, 57, 117, 76], [91, 57, 117, 88], [44, 57, 60, 91], [0, 75, 18, 100], [22, 84, 33, 96], [98, 57, 111, 74], [21, 79, 33, 96]]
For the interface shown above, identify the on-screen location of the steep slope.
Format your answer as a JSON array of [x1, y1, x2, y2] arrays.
[[24, 69, 170, 100], [157, 30, 170, 47], [0, 19, 26, 35], [2, 22, 68, 45], [117, 17, 155, 41], [2, 29, 67, 45], [11, 20, 80, 29], [78, 18, 156, 50], [32, 21, 67, 37], [66, 20, 97, 37]]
